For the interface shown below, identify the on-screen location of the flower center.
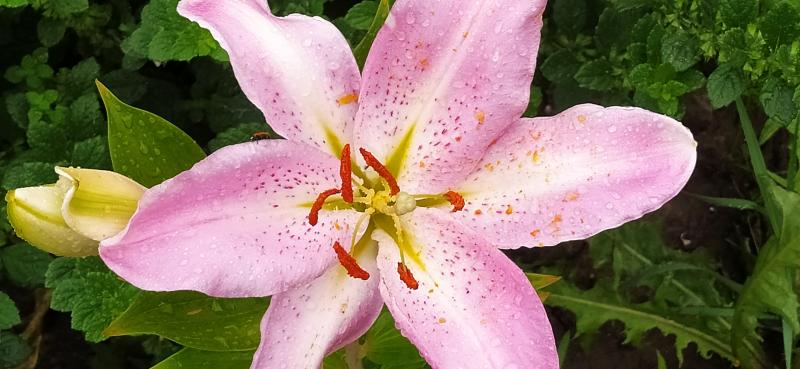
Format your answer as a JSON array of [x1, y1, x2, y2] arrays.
[[307, 144, 465, 289]]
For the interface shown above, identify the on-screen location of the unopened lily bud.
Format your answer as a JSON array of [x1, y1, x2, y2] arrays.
[[6, 167, 145, 257]]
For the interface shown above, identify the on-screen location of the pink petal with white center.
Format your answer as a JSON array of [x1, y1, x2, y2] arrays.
[[452, 104, 697, 249], [178, 0, 361, 156], [100, 140, 360, 298], [373, 208, 558, 369], [251, 244, 382, 369], [353, 0, 546, 193]]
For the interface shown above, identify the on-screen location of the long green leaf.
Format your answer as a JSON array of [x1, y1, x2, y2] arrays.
[[97, 80, 206, 187], [105, 291, 267, 351], [151, 348, 253, 369], [732, 185, 800, 369], [353, 0, 391, 68], [546, 282, 736, 362]]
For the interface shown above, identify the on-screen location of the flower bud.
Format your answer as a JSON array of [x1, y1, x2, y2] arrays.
[[6, 167, 145, 256]]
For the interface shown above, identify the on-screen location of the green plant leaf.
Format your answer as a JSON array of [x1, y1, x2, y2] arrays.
[[105, 291, 267, 352], [344, 0, 379, 30], [122, 0, 227, 62], [707, 64, 745, 108], [45, 257, 139, 342], [151, 348, 254, 369], [574, 59, 616, 91], [0, 0, 29, 7], [353, 0, 390, 68], [0, 243, 53, 287], [546, 281, 735, 363], [363, 309, 427, 369], [96, 80, 206, 187], [661, 27, 700, 72], [0, 331, 31, 368], [732, 185, 800, 369], [0, 291, 20, 330]]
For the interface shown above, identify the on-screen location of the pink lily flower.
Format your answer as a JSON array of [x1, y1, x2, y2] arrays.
[[99, 0, 697, 368]]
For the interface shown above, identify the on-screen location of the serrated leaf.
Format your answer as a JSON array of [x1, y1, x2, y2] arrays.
[[122, 0, 227, 62], [553, 0, 587, 37], [45, 257, 139, 342], [0, 243, 53, 287], [707, 64, 745, 108], [152, 348, 254, 369], [760, 2, 800, 48], [105, 291, 267, 351], [1, 162, 57, 190], [0, 291, 20, 330], [732, 185, 800, 369], [0, 0, 29, 7], [540, 50, 581, 84], [71, 135, 111, 169], [574, 59, 616, 91], [661, 27, 699, 72], [44, 0, 88, 18], [0, 331, 30, 368], [760, 78, 797, 125], [546, 281, 735, 363], [37, 17, 66, 47], [344, 1, 379, 30], [353, 0, 390, 68], [96, 81, 206, 187], [719, 0, 758, 28]]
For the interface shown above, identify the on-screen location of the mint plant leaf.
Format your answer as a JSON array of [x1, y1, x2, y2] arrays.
[[122, 0, 226, 62], [0, 291, 20, 330], [661, 27, 699, 72], [0, 243, 53, 287], [707, 64, 745, 108], [344, 1, 378, 30], [1, 162, 57, 190], [574, 59, 616, 91], [0, 331, 30, 368], [45, 257, 139, 342]]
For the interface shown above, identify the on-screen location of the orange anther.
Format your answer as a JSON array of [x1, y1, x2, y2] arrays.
[[337, 93, 358, 105], [333, 242, 370, 280], [443, 191, 465, 212], [340, 144, 353, 203], [308, 188, 341, 226], [397, 262, 419, 290], [359, 148, 400, 195]]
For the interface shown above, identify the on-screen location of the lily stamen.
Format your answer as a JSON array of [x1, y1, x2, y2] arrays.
[[359, 147, 400, 195], [443, 191, 465, 212], [397, 262, 419, 290], [340, 144, 354, 203], [308, 188, 341, 226], [333, 241, 370, 280]]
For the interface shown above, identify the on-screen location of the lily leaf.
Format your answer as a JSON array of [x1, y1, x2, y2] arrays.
[[151, 348, 254, 369], [732, 184, 800, 369], [353, 0, 390, 68], [105, 291, 268, 352], [96, 80, 206, 187]]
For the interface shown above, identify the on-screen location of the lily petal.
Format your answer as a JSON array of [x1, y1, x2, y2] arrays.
[[354, 0, 545, 193], [100, 140, 361, 298], [251, 243, 382, 369], [373, 208, 558, 369], [6, 186, 97, 257], [178, 0, 361, 156], [454, 104, 697, 249], [56, 167, 145, 241]]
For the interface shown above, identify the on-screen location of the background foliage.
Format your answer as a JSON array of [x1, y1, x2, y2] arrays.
[[0, 0, 799, 368]]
